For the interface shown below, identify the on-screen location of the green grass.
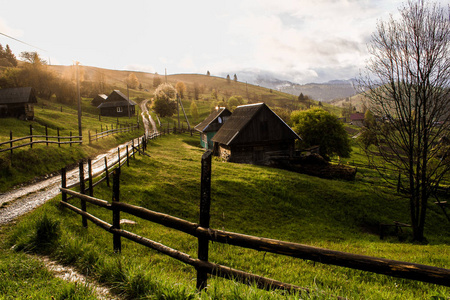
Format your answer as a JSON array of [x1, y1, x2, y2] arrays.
[[3, 133, 449, 299], [0, 97, 144, 192]]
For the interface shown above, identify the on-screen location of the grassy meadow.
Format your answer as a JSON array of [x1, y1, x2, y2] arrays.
[[0, 96, 144, 192], [2, 133, 449, 299]]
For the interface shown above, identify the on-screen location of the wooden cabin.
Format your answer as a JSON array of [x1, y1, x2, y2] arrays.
[[194, 107, 231, 150], [91, 94, 107, 106], [0, 87, 37, 120], [211, 103, 300, 165], [350, 113, 365, 126], [97, 90, 136, 117]]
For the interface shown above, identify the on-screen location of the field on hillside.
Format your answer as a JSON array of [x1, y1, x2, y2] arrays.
[[0, 96, 144, 192], [3, 133, 449, 299]]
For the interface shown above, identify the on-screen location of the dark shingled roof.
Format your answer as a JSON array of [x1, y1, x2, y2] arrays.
[[212, 103, 300, 145], [0, 87, 37, 104], [97, 90, 136, 109], [194, 107, 231, 132]]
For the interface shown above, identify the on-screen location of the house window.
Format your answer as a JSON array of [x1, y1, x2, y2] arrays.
[[117, 107, 123, 113], [218, 116, 223, 123]]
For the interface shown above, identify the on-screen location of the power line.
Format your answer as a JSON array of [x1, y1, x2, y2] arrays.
[[0, 31, 47, 52]]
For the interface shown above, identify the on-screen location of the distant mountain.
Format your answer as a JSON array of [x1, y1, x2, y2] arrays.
[[219, 70, 359, 102]]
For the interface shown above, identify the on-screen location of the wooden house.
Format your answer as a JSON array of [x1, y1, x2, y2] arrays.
[[0, 87, 37, 120], [211, 103, 300, 165], [97, 90, 136, 117], [350, 113, 365, 126], [194, 107, 231, 150], [91, 94, 107, 106]]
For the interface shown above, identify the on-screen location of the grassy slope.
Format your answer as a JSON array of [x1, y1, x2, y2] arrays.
[[4, 134, 449, 299], [0, 96, 144, 192]]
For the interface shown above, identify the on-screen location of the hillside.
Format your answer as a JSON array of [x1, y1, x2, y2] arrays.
[[3, 133, 449, 299], [47, 65, 341, 117]]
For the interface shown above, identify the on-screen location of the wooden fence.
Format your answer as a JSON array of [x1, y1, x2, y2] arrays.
[[0, 124, 82, 155], [59, 148, 450, 296], [89, 122, 140, 143]]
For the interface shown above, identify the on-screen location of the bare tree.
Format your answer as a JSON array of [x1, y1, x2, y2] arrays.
[[360, 0, 450, 241]]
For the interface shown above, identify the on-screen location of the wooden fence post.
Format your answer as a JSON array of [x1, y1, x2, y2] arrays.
[[9, 131, 13, 158], [79, 161, 88, 228], [57, 128, 60, 147], [197, 150, 213, 291], [88, 158, 93, 197], [112, 168, 121, 253], [117, 147, 121, 170], [126, 145, 129, 167], [61, 167, 67, 202], [46, 125, 49, 146], [104, 157, 110, 187], [30, 125, 33, 149], [70, 131, 72, 147], [132, 139, 135, 158]]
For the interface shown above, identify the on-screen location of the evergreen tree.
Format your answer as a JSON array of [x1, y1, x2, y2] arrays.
[[233, 74, 237, 82]]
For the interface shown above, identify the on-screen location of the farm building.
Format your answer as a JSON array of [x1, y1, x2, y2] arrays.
[[91, 94, 107, 106], [194, 107, 231, 150], [97, 90, 136, 117], [211, 103, 300, 165], [0, 87, 37, 120], [350, 113, 365, 126]]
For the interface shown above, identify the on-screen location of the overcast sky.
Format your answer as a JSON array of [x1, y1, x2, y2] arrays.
[[1, 0, 449, 84]]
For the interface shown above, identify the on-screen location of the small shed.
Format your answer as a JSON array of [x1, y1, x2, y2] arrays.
[[0, 87, 37, 120], [350, 113, 365, 126], [91, 94, 107, 106], [211, 103, 300, 165], [194, 107, 231, 150], [97, 90, 136, 117]]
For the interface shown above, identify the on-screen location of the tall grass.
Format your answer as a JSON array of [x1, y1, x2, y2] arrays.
[[3, 133, 450, 299]]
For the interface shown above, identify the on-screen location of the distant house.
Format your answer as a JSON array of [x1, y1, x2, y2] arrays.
[[350, 113, 365, 126], [194, 107, 231, 150], [97, 90, 136, 117], [91, 94, 107, 107], [0, 87, 37, 120], [211, 103, 300, 165]]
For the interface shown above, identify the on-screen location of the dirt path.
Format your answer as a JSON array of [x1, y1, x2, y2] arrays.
[[0, 136, 143, 225], [140, 99, 158, 137]]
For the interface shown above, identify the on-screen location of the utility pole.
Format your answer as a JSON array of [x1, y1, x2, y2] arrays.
[[76, 62, 82, 141]]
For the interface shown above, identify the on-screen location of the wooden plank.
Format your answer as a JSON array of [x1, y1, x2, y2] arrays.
[[60, 188, 110, 208]]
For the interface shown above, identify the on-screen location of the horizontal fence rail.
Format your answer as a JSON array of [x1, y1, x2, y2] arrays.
[[89, 122, 140, 143], [0, 124, 81, 155], [59, 147, 450, 297]]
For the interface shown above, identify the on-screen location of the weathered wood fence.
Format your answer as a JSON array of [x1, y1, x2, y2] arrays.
[[0, 125, 82, 155], [59, 149, 450, 296], [89, 122, 140, 143]]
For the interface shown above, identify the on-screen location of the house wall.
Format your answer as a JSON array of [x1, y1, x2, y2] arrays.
[[100, 106, 135, 117], [0, 103, 34, 120], [218, 140, 295, 165]]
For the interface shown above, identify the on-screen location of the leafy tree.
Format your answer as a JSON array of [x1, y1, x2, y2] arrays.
[[360, 0, 450, 241], [291, 108, 351, 160], [193, 82, 201, 100], [228, 96, 240, 110], [190, 100, 199, 120], [175, 81, 187, 99], [153, 75, 162, 88], [210, 89, 218, 100], [127, 73, 139, 89], [226, 74, 230, 84], [206, 70, 210, 76], [153, 83, 177, 117]]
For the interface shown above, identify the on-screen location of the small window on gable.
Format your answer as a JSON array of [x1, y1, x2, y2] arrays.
[[117, 107, 123, 113], [218, 116, 222, 123]]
